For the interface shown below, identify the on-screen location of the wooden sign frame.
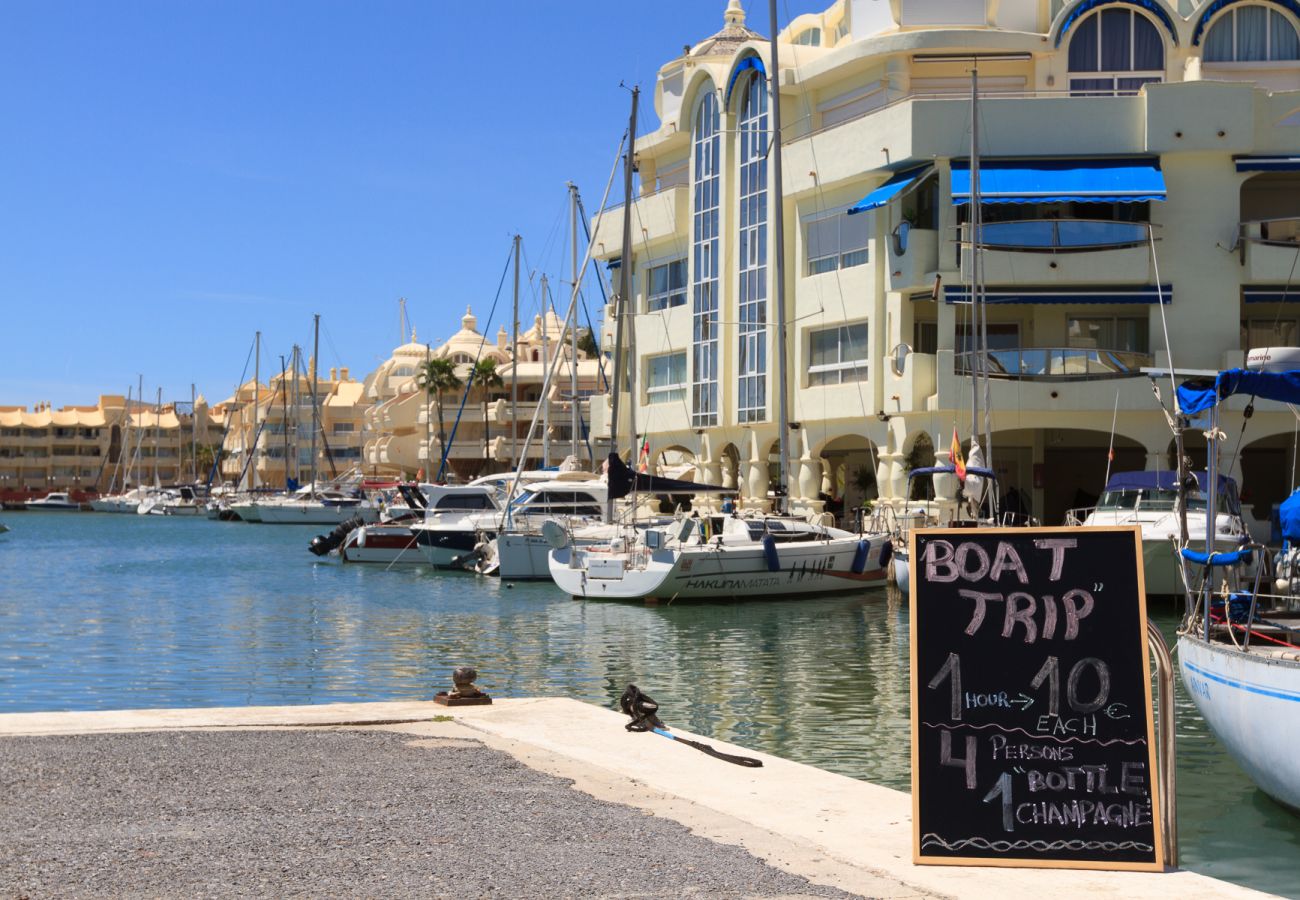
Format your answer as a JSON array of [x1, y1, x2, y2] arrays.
[[909, 525, 1163, 871]]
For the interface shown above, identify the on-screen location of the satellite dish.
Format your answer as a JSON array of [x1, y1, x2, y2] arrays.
[[542, 519, 569, 550]]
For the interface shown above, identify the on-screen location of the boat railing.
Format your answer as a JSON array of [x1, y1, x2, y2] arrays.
[[1063, 506, 1095, 526]]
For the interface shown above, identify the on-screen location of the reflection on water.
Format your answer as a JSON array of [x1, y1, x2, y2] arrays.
[[0, 514, 1296, 896]]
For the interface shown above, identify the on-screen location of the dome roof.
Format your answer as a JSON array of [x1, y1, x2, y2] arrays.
[[692, 0, 763, 57]]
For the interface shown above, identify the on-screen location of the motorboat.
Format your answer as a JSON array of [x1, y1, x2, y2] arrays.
[[158, 486, 207, 516], [1071, 471, 1253, 597], [888, 458, 1000, 597], [408, 484, 502, 568], [254, 485, 381, 525], [25, 492, 80, 511], [1170, 365, 1300, 812], [478, 475, 610, 579], [89, 486, 152, 514], [309, 484, 427, 564], [548, 511, 891, 601]]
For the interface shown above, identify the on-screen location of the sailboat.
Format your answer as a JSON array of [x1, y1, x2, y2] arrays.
[[547, 6, 891, 601], [1173, 365, 1300, 812]]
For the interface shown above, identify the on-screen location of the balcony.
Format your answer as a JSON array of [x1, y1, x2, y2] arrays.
[[955, 347, 1152, 381], [886, 227, 938, 292], [959, 220, 1155, 284], [593, 184, 687, 249], [1240, 218, 1300, 282]]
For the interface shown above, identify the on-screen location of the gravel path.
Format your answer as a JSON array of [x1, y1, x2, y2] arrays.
[[0, 729, 863, 899]]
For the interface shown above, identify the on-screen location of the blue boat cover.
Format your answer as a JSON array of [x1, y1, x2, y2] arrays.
[[1103, 470, 1236, 491], [849, 166, 931, 215], [1181, 547, 1253, 567], [950, 158, 1167, 205], [1279, 487, 1300, 543], [1176, 368, 1300, 415]]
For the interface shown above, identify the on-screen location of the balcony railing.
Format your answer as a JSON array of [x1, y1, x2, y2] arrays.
[[956, 347, 1152, 380], [966, 219, 1153, 252], [1240, 216, 1300, 250]]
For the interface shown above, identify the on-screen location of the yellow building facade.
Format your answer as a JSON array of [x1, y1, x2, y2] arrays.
[[0, 395, 223, 497], [590, 0, 1300, 536], [362, 307, 606, 480]]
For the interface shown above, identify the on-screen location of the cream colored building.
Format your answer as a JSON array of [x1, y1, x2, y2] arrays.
[[590, 0, 1300, 536], [218, 365, 367, 489], [0, 395, 223, 496], [362, 307, 605, 481]]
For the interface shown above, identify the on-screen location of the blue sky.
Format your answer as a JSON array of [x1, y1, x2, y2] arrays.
[[1, 0, 824, 409]]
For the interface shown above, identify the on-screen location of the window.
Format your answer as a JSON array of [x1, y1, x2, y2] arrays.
[[646, 352, 687, 405], [1067, 316, 1149, 353], [957, 323, 1020, 353], [914, 321, 938, 354], [809, 323, 869, 386], [1243, 317, 1300, 349], [646, 259, 687, 311], [1068, 8, 1165, 96], [793, 27, 822, 46], [1205, 6, 1300, 62], [691, 89, 721, 427], [390, 364, 415, 378], [332, 422, 355, 433], [737, 70, 769, 423], [806, 212, 869, 275], [434, 493, 495, 511]]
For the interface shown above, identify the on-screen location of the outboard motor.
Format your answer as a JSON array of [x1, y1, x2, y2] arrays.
[[308, 515, 365, 556]]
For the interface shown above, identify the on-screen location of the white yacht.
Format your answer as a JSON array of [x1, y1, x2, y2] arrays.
[[409, 484, 502, 568], [1072, 471, 1253, 596], [481, 476, 609, 579], [254, 485, 380, 525], [25, 492, 80, 511], [90, 486, 151, 514], [548, 512, 891, 601]]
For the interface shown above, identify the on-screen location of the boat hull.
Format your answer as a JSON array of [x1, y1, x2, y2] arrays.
[[893, 546, 910, 595], [1179, 634, 1300, 812], [339, 525, 422, 564], [89, 498, 140, 513], [255, 503, 378, 525], [412, 527, 490, 569], [549, 534, 889, 600], [230, 502, 261, 522]]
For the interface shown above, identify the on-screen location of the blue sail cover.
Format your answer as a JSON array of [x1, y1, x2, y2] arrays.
[[1280, 487, 1300, 543], [950, 159, 1167, 204], [1176, 368, 1300, 415]]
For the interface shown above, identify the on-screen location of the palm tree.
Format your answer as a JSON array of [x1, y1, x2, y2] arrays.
[[417, 357, 462, 480], [471, 358, 505, 464]]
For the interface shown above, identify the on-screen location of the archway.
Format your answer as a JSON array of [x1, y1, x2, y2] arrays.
[[906, 432, 936, 501], [719, 442, 741, 491], [1239, 431, 1299, 538], [1043, 428, 1145, 524], [819, 433, 879, 526]]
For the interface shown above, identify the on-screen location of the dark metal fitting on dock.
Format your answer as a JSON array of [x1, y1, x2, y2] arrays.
[[434, 665, 492, 706]]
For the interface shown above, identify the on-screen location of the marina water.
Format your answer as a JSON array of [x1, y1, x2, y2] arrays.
[[2, 512, 1297, 896]]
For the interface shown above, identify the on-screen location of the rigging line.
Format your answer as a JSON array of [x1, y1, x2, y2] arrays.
[[436, 241, 516, 482], [1149, 227, 1178, 414]]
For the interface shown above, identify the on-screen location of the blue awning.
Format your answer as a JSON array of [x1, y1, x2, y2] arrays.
[[1244, 286, 1300, 303], [951, 158, 1167, 205], [848, 166, 932, 215], [1235, 156, 1300, 172], [942, 285, 1171, 305], [724, 55, 766, 105]]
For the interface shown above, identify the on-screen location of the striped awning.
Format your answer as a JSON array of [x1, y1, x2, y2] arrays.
[[942, 285, 1172, 305], [1235, 156, 1300, 172], [951, 158, 1167, 204]]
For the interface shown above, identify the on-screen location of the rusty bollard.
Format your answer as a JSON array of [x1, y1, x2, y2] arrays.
[[434, 665, 492, 706]]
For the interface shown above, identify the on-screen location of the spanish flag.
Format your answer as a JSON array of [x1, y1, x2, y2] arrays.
[[951, 428, 966, 481], [637, 437, 650, 473]]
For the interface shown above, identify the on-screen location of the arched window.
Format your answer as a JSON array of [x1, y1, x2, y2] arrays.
[[390, 364, 415, 378], [1068, 7, 1165, 95], [737, 72, 768, 423], [691, 88, 720, 428], [793, 27, 822, 46], [1205, 5, 1300, 61]]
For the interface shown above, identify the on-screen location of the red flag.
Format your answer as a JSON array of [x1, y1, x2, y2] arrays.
[[951, 428, 966, 481], [637, 438, 650, 473]]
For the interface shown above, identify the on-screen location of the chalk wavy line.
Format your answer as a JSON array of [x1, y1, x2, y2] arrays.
[[921, 834, 1153, 854], [920, 721, 1147, 746]]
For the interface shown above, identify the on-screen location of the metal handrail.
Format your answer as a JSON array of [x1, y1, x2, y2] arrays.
[[1146, 621, 1178, 868], [956, 347, 1153, 380]]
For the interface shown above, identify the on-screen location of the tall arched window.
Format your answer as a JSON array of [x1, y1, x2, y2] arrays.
[[1068, 7, 1165, 95], [1205, 5, 1300, 61], [737, 72, 768, 423], [691, 89, 720, 428]]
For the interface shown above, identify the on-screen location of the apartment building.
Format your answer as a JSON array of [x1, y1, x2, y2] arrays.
[[589, 0, 1300, 536]]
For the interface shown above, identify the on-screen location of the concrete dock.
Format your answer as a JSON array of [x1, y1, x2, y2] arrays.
[[0, 699, 1276, 898]]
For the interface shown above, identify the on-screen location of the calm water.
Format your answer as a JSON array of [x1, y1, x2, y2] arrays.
[[1, 512, 1297, 896]]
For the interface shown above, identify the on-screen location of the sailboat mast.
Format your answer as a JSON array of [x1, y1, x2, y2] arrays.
[[541, 275, 551, 466], [280, 354, 290, 489], [970, 64, 993, 467], [153, 387, 161, 486], [606, 87, 639, 522], [969, 65, 981, 451], [133, 374, 143, 488], [511, 234, 521, 469], [309, 314, 320, 493], [252, 331, 260, 491], [768, 0, 791, 515], [190, 382, 196, 483], [569, 182, 580, 463]]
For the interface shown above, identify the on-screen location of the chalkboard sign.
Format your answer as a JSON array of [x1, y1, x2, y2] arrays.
[[910, 526, 1162, 871]]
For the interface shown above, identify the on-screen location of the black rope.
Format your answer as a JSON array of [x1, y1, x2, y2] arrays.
[[619, 684, 762, 768]]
